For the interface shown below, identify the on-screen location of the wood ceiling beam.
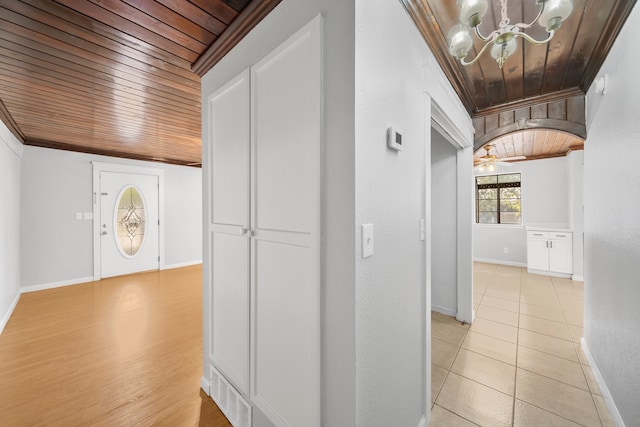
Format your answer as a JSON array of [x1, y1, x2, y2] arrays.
[[473, 87, 584, 118], [473, 93, 586, 151], [474, 119, 586, 152], [192, 0, 282, 77]]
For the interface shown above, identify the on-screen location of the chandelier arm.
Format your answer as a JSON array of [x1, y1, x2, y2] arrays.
[[474, 25, 497, 42], [517, 30, 556, 46], [515, 1, 545, 29], [459, 40, 495, 66]]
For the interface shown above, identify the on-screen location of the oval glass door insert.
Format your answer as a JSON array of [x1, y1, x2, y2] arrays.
[[115, 186, 146, 257]]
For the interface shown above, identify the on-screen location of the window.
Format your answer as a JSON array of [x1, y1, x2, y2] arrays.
[[476, 173, 521, 224]]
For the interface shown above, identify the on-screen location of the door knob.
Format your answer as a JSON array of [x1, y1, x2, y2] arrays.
[[239, 228, 253, 237], [101, 231, 107, 236]]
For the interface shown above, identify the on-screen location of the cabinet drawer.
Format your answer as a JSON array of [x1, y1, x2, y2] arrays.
[[527, 231, 549, 239], [550, 232, 572, 240]]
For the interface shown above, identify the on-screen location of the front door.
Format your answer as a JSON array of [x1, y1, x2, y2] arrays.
[[100, 171, 159, 278]]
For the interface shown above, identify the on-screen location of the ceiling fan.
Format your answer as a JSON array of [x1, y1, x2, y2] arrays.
[[474, 144, 526, 171]]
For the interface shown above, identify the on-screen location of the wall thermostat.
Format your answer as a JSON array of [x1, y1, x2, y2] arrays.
[[387, 127, 403, 151]]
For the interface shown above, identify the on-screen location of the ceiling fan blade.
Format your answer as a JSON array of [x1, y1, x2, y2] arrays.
[[499, 156, 526, 161]]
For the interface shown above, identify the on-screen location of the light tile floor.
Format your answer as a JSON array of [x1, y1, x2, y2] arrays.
[[430, 262, 615, 427]]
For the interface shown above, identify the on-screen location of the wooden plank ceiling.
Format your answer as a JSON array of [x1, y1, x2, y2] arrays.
[[0, 0, 281, 166], [473, 129, 583, 165], [401, 0, 637, 161]]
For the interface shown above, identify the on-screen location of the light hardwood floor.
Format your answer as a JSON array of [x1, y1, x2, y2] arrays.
[[0, 265, 231, 426]]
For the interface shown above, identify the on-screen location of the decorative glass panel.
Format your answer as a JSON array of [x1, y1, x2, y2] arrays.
[[115, 186, 146, 257]]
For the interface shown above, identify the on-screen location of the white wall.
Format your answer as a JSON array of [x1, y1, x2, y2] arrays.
[[201, 2, 356, 426], [20, 146, 202, 288], [354, 2, 471, 425], [473, 156, 571, 265], [584, 4, 640, 424], [354, 2, 424, 422], [431, 129, 458, 315], [0, 123, 22, 334], [567, 150, 584, 279], [163, 165, 203, 267]]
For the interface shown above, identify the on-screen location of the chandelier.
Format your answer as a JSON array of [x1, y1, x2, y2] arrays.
[[447, 0, 573, 68]]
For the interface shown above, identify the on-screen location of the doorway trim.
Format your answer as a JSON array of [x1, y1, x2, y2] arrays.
[[92, 162, 165, 281], [430, 99, 474, 325]]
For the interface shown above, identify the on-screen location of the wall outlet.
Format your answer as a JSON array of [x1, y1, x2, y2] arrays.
[[84, 212, 93, 220], [503, 247, 509, 254], [75, 212, 83, 220]]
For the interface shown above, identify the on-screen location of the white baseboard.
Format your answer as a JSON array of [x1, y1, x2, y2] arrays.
[[581, 338, 626, 427], [473, 258, 527, 267], [163, 260, 202, 270], [200, 375, 210, 396], [527, 269, 572, 279], [0, 291, 20, 335], [21, 276, 95, 294], [572, 275, 584, 282], [417, 414, 427, 427], [432, 304, 457, 317]]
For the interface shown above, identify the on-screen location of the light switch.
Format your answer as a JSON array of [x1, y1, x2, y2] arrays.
[[84, 212, 93, 220], [75, 212, 83, 220], [362, 223, 374, 258]]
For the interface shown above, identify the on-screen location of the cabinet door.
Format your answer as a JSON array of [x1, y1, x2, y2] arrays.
[[549, 239, 573, 274], [250, 17, 321, 427], [208, 70, 251, 394], [527, 238, 550, 271]]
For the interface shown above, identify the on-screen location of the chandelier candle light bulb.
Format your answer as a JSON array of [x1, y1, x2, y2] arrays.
[[448, 0, 573, 68]]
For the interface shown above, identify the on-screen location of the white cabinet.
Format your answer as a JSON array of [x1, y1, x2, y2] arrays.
[[527, 232, 550, 271], [549, 235, 573, 273], [207, 17, 321, 427], [527, 230, 573, 276]]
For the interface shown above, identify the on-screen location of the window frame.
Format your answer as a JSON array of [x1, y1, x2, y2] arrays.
[[475, 173, 522, 225]]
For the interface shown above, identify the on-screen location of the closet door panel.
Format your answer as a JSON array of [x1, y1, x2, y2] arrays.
[[250, 16, 322, 427], [251, 22, 322, 234], [211, 230, 249, 393], [208, 70, 251, 394], [210, 70, 250, 227], [253, 239, 315, 427]]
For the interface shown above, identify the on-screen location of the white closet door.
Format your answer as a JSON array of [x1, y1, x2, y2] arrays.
[[250, 17, 322, 427], [209, 70, 251, 394]]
